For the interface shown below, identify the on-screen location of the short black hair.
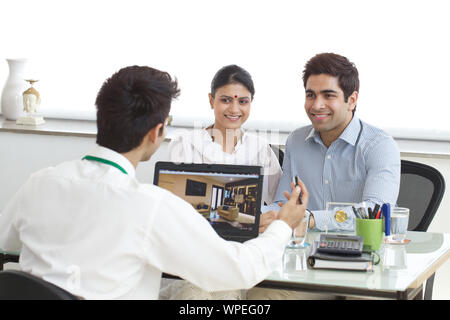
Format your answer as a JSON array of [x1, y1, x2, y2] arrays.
[[95, 65, 180, 153], [302, 53, 359, 103], [211, 65, 255, 99]]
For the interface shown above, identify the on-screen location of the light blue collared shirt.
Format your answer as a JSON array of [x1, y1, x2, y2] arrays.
[[264, 116, 401, 231]]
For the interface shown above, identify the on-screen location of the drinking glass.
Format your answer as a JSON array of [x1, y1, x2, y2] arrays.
[[382, 243, 407, 270], [282, 247, 308, 272], [390, 207, 410, 242], [286, 210, 310, 248]]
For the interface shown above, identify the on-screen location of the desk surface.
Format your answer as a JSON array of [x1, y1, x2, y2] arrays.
[[263, 230, 450, 299]]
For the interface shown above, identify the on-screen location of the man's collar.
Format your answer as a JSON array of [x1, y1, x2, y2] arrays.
[[305, 126, 321, 144], [88, 145, 136, 177], [338, 116, 361, 146], [305, 116, 361, 146]]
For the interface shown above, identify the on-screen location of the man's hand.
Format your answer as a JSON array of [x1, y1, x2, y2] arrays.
[[277, 196, 315, 229], [277, 179, 309, 230]]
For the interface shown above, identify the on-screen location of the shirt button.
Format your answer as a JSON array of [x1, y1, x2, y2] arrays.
[[327, 155, 331, 159], [324, 180, 329, 184]]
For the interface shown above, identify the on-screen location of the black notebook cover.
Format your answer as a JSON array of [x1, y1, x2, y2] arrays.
[[307, 241, 374, 271]]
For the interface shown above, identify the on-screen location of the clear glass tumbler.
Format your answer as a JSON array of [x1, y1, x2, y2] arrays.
[[286, 210, 310, 248]]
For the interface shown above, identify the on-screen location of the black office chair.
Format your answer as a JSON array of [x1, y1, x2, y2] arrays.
[[0, 270, 79, 300], [269, 144, 284, 167], [0, 252, 19, 271], [397, 160, 446, 300]]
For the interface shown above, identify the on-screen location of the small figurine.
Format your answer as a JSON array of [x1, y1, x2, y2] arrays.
[[16, 79, 45, 125], [23, 79, 41, 113]]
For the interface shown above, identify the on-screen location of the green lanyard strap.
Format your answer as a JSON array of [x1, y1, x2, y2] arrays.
[[82, 155, 128, 175]]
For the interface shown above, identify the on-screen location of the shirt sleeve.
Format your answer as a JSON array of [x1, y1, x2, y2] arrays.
[[271, 136, 294, 207], [0, 186, 23, 252], [311, 208, 355, 231], [146, 192, 291, 292], [167, 135, 186, 163], [362, 136, 401, 206], [262, 145, 282, 205]]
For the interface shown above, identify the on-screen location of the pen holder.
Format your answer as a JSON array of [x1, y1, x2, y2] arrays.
[[356, 218, 383, 251]]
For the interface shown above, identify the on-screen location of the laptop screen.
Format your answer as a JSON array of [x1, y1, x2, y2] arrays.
[[153, 162, 263, 242]]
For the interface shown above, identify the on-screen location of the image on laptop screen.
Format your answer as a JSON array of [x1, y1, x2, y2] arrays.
[[153, 162, 263, 242]]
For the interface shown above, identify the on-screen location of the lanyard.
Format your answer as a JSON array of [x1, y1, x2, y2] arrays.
[[82, 155, 128, 175]]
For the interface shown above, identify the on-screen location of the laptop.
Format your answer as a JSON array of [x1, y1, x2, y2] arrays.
[[153, 161, 263, 242]]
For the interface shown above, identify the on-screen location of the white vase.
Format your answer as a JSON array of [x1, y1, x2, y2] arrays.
[[1, 59, 28, 120]]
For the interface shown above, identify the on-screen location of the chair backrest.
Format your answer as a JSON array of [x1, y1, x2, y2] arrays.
[[397, 160, 446, 232], [0, 270, 79, 300], [270, 144, 284, 167]]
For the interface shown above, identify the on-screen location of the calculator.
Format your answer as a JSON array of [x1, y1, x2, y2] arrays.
[[317, 234, 364, 255]]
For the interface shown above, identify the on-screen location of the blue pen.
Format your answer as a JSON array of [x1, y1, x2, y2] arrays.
[[382, 203, 391, 236]]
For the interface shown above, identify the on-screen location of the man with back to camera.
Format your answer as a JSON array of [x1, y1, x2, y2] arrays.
[[0, 65, 308, 299], [249, 53, 401, 300]]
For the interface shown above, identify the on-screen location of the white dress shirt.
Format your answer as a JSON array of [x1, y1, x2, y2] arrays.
[[0, 145, 291, 299], [168, 128, 282, 204]]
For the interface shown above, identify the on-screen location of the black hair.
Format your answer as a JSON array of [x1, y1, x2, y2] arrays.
[[302, 53, 359, 114], [95, 65, 180, 153], [210, 65, 255, 99]]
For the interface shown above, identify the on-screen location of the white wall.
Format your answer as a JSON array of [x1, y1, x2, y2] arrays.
[[0, 132, 168, 207], [2, 0, 450, 133], [1, 131, 449, 299]]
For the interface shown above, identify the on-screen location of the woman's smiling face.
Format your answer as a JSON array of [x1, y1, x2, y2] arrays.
[[209, 82, 252, 131]]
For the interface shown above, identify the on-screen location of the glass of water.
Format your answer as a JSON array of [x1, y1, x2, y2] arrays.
[[283, 247, 308, 271], [286, 210, 310, 248], [382, 243, 407, 270], [390, 207, 410, 242]]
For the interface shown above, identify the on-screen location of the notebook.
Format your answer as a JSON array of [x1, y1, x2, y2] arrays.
[[153, 161, 264, 242], [307, 241, 374, 272]]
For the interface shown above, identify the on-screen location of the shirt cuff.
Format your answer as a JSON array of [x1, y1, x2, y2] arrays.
[[261, 203, 281, 213], [263, 219, 292, 243], [312, 209, 355, 231]]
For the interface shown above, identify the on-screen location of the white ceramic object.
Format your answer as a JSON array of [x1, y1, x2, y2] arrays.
[[1, 58, 28, 120], [16, 79, 45, 126], [16, 116, 45, 125]]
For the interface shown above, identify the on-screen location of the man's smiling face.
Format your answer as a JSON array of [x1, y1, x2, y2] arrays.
[[304, 74, 357, 146]]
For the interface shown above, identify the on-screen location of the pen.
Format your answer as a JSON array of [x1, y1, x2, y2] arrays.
[[357, 207, 367, 219], [375, 210, 382, 219], [352, 206, 362, 219], [294, 176, 303, 205], [373, 204, 380, 219], [382, 203, 391, 236]]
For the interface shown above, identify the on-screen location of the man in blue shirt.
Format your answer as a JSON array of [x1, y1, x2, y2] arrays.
[[261, 53, 400, 232], [249, 53, 401, 300]]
